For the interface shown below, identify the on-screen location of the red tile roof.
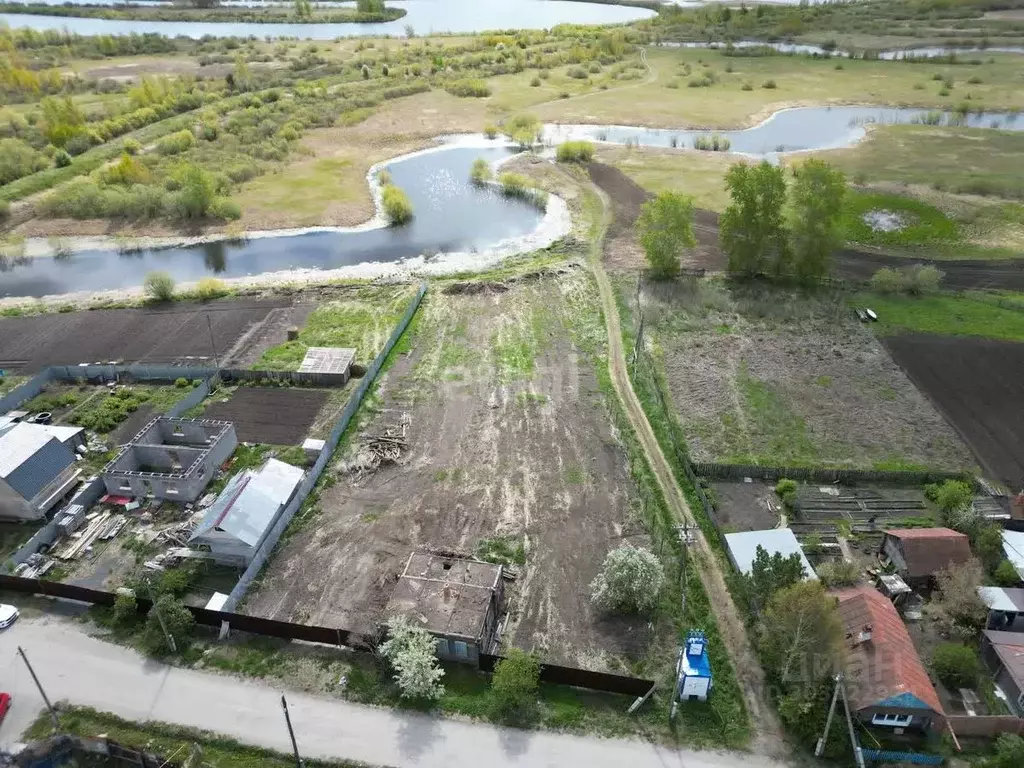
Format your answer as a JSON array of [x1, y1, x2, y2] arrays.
[[883, 527, 972, 579], [833, 587, 943, 716]]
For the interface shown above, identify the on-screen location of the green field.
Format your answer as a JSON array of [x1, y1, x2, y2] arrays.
[[862, 292, 1024, 341]]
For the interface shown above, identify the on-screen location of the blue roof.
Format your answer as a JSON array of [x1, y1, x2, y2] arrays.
[[681, 631, 712, 678], [876, 692, 934, 710], [3, 434, 74, 501]]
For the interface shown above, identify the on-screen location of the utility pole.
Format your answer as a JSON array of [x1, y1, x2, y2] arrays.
[[17, 646, 60, 732], [147, 579, 176, 653], [281, 695, 303, 768], [206, 313, 220, 368], [815, 674, 842, 757], [838, 675, 866, 768]]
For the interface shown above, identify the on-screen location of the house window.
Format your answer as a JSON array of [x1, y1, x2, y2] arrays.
[[436, 638, 449, 657], [453, 641, 468, 659], [871, 713, 913, 727]]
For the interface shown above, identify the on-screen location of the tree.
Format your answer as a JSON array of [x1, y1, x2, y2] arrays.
[[590, 545, 664, 614], [974, 524, 1005, 573], [174, 165, 217, 219], [758, 580, 845, 687], [231, 54, 252, 92], [379, 617, 445, 699], [930, 479, 973, 516], [933, 559, 988, 639], [985, 733, 1024, 768], [0, 138, 47, 185], [995, 559, 1020, 587], [636, 191, 696, 280], [144, 271, 176, 302], [746, 544, 807, 610], [720, 161, 789, 278], [490, 647, 541, 721], [789, 159, 845, 285], [293, 0, 312, 20], [932, 642, 982, 689], [141, 594, 194, 655], [40, 95, 86, 148]]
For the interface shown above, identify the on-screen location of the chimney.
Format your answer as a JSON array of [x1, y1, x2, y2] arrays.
[[857, 624, 873, 644]]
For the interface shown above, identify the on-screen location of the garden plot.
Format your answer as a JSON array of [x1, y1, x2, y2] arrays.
[[202, 387, 330, 445], [246, 274, 659, 671], [636, 280, 975, 471]]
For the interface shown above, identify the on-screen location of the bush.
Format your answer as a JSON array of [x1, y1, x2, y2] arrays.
[[379, 616, 445, 700], [490, 648, 541, 722], [566, 66, 588, 79], [209, 198, 242, 221], [530, 76, 541, 87], [502, 114, 540, 147], [590, 545, 664, 614], [469, 157, 492, 185], [445, 79, 491, 98], [870, 264, 944, 295], [174, 377, 189, 388], [195, 277, 228, 300], [156, 129, 196, 156], [144, 271, 175, 302], [54, 149, 72, 168], [932, 643, 982, 689], [741, 82, 753, 91], [141, 594, 194, 655], [762, 79, 777, 89], [123, 138, 142, 155], [111, 592, 138, 626], [555, 140, 594, 163], [870, 266, 902, 294], [483, 123, 498, 139], [381, 183, 413, 225], [816, 559, 861, 587], [775, 478, 797, 505], [995, 559, 1020, 587]]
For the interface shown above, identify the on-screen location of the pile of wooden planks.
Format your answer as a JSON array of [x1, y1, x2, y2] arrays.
[[52, 511, 127, 560]]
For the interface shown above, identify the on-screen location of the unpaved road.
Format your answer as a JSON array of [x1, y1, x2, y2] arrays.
[[584, 180, 788, 758], [0, 615, 794, 768]]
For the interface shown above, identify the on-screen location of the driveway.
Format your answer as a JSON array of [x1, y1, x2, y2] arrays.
[[0, 615, 794, 768]]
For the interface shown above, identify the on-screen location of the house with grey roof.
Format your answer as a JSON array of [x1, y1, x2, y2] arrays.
[[723, 528, 818, 580], [0, 422, 82, 521], [188, 458, 304, 566]]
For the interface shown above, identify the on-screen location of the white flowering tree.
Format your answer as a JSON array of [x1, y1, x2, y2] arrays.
[[590, 545, 665, 615], [379, 616, 445, 700]]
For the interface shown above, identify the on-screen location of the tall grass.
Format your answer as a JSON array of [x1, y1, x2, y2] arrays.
[[381, 183, 413, 225]]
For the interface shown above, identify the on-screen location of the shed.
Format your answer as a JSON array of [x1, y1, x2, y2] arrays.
[[723, 528, 817, 579], [880, 528, 972, 589], [0, 422, 80, 521], [834, 587, 944, 732], [298, 347, 356, 383], [188, 458, 304, 565], [978, 586, 1024, 632], [384, 552, 505, 664], [675, 630, 713, 703], [981, 630, 1024, 715], [1002, 530, 1024, 581]]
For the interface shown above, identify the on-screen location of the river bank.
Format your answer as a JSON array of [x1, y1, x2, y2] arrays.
[[0, 1, 406, 24]]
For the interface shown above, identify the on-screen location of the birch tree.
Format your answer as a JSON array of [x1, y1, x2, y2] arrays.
[[758, 580, 844, 687]]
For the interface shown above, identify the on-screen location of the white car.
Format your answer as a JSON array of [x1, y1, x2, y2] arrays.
[[0, 605, 19, 630]]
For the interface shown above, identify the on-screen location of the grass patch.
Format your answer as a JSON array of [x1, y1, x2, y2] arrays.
[[862, 291, 1024, 341], [840, 189, 961, 248], [475, 535, 526, 566]]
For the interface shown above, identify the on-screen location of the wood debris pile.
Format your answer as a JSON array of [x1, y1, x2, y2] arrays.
[[52, 511, 128, 561], [345, 413, 410, 476]]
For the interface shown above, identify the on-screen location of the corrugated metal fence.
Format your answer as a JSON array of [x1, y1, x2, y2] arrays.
[[861, 749, 943, 765], [221, 281, 428, 611], [0, 368, 55, 413], [4, 477, 107, 570], [479, 653, 654, 696]]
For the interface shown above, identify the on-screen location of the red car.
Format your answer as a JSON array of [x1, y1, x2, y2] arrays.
[[0, 693, 11, 726]]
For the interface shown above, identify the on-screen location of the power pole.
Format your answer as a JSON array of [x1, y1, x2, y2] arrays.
[[281, 695, 303, 768], [815, 674, 842, 757], [17, 646, 60, 732], [838, 675, 866, 768], [147, 580, 176, 653]]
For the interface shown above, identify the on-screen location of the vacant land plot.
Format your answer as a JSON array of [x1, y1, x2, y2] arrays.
[[0, 298, 289, 372], [247, 273, 661, 671], [629, 280, 975, 472], [709, 481, 780, 533], [203, 387, 329, 445], [884, 333, 1024, 488]]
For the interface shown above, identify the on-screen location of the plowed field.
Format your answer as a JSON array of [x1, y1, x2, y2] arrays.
[[203, 387, 329, 445]]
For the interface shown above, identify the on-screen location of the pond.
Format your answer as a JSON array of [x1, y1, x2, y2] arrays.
[[0, 144, 555, 299], [0, 0, 656, 39], [546, 106, 1024, 157]]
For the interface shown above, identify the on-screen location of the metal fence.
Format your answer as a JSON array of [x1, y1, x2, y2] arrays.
[[166, 374, 218, 418], [0, 368, 55, 413], [479, 653, 654, 696], [691, 462, 974, 488], [862, 749, 943, 765], [220, 368, 350, 387], [221, 282, 428, 611], [50, 363, 218, 384]]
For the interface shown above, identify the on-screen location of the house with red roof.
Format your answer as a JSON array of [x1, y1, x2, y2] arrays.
[[834, 587, 944, 732], [880, 527, 972, 590]]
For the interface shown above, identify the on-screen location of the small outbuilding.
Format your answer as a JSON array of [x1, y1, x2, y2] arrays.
[[1001, 529, 1024, 582], [981, 629, 1024, 715], [298, 347, 356, 383], [0, 422, 81, 521], [188, 458, 304, 565], [675, 630, 713, 703], [879, 527, 972, 590], [384, 552, 505, 664], [723, 528, 817, 579], [978, 586, 1024, 632]]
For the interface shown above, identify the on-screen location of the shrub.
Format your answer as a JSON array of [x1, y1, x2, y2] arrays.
[[379, 616, 445, 700], [502, 113, 540, 147], [870, 266, 902, 294], [54, 149, 72, 168], [483, 123, 498, 139], [932, 643, 982, 689], [590, 545, 664, 614], [171, 165, 217, 219], [174, 377, 189, 388], [692, 134, 731, 151], [762, 80, 777, 89], [566, 66, 588, 79], [156, 129, 196, 156], [144, 271, 175, 301], [446, 79, 491, 98], [741, 82, 753, 91], [123, 138, 142, 155], [469, 157, 492, 185], [111, 592, 138, 626], [775, 478, 798, 505], [995, 559, 1021, 587], [381, 184, 413, 225], [0, 138, 47, 185], [871, 264, 944, 295], [555, 140, 594, 163], [530, 76, 541, 87], [195, 277, 228, 300], [209, 198, 242, 221], [816, 559, 861, 587], [490, 648, 541, 722], [141, 594, 194, 655]]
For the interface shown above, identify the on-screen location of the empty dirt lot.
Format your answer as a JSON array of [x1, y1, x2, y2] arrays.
[[884, 333, 1024, 488], [0, 298, 312, 372], [247, 273, 660, 670], [203, 387, 330, 445], [630, 279, 975, 471]]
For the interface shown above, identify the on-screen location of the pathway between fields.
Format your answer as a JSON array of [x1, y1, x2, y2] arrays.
[[584, 181, 788, 759], [0, 616, 794, 768]]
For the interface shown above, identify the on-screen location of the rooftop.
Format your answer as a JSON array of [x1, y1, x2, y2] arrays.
[[883, 527, 972, 579], [984, 629, 1024, 687], [190, 458, 304, 548], [298, 347, 356, 375], [1003, 530, 1024, 580], [0, 423, 58, 479], [384, 552, 502, 641], [978, 586, 1024, 614], [833, 587, 943, 716], [723, 528, 817, 579]]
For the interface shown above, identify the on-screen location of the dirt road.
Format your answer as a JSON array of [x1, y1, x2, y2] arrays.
[[0, 615, 794, 768], [584, 180, 788, 758]]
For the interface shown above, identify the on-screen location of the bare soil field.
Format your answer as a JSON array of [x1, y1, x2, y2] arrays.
[[709, 481, 780, 533], [632, 279, 975, 472], [883, 333, 1024, 489], [246, 274, 662, 671], [0, 297, 298, 372], [203, 387, 329, 445]]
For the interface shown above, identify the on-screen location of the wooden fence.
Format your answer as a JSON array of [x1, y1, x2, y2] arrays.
[[946, 714, 1024, 738]]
